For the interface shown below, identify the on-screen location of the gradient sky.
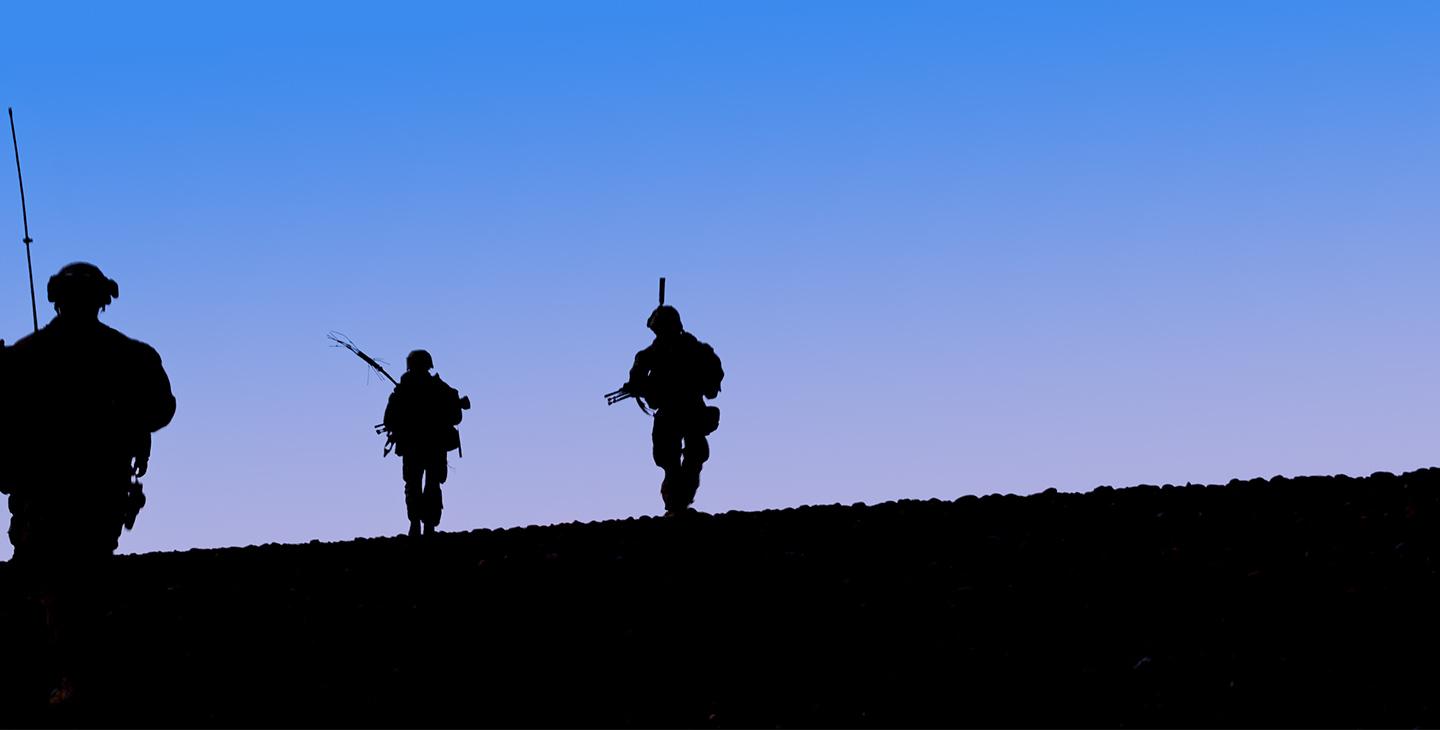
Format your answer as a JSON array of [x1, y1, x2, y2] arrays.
[[2, 1, 1438, 559]]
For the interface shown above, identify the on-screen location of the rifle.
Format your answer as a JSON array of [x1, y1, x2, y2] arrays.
[[330, 331, 403, 455], [605, 388, 649, 415], [603, 276, 665, 414]]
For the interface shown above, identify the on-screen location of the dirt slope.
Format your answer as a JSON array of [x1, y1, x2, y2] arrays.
[[3, 468, 1439, 727]]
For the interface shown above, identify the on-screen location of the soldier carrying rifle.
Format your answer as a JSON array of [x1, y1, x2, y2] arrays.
[[607, 278, 724, 517]]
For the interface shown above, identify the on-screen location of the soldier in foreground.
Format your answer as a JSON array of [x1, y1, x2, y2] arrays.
[[1, 262, 176, 705], [383, 350, 467, 537], [609, 282, 724, 517]]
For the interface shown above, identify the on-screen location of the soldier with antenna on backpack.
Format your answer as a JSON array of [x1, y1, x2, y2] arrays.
[[383, 350, 468, 537], [328, 335, 470, 537], [607, 278, 724, 518]]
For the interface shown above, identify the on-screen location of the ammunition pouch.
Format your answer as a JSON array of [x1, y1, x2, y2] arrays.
[[121, 480, 146, 531]]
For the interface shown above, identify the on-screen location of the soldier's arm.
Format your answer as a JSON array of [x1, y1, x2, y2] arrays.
[[708, 343, 724, 398], [623, 347, 653, 395], [383, 389, 402, 433], [137, 343, 177, 434], [133, 432, 153, 477]]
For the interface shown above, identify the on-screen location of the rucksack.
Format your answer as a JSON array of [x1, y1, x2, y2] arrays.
[[435, 380, 463, 427], [694, 341, 723, 400], [385, 375, 464, 453]]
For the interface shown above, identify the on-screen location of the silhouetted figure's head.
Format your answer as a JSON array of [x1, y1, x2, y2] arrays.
[[47, 262, 119, 320], [406, 349, 434, 374], [647, 305, 683, 338]]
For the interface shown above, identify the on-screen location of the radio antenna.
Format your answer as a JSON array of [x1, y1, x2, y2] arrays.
[[8, 108, 39, 332]]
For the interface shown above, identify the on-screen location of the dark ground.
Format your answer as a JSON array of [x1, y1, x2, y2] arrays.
[[3, 468, 1440, 728]]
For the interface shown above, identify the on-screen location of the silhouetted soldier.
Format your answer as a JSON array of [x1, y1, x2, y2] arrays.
[[0, 262, 176, 705], [383, 350, 466, 537], [619, 305, 723, 516]]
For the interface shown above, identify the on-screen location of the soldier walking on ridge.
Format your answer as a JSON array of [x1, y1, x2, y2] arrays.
[[608, 280, 724, 517], [1, 262, 176, 706], [383, 350, 467, 537]]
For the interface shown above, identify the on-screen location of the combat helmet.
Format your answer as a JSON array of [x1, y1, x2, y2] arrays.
[[47, 262, 119, 310], [406, 349, 434, 372], [646, 305, 683, 335]]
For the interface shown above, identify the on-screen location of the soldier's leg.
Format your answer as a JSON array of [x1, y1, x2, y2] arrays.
[[44, 554, 109, 705], [402, 456, 423, 534], [7, 494, 67, 702], [25, 493, 114, 706], [676, 429, 710, 510], [652, 414, 684, 513], [424, 453, 447, 531]]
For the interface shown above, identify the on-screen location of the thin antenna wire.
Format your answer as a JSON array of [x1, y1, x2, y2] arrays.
[[328, 331, 399, 386]]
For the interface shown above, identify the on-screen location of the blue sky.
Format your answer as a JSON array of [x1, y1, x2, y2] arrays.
[[2, 1, 1438, 558]]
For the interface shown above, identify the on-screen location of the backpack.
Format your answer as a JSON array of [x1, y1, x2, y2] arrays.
[[694, 341, 724, 400], [385, 375, 464, 454], [435, 380, 463, 452], [434, 380, 464, 428]]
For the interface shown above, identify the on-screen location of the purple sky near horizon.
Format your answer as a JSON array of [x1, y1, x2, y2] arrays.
[[2, 1, 1438, 559]]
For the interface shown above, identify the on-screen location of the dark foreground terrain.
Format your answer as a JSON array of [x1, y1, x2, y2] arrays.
[[4, 468, 1440, 728]]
